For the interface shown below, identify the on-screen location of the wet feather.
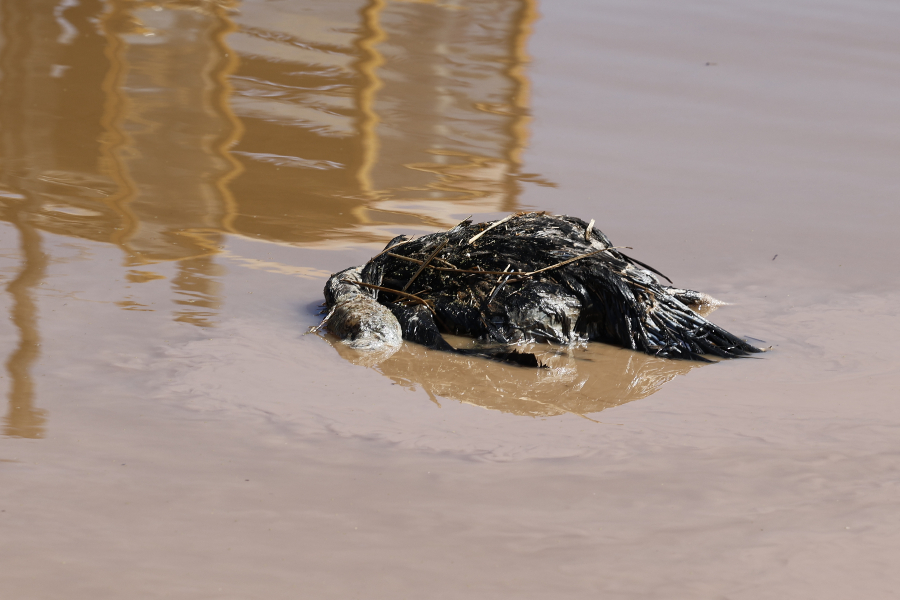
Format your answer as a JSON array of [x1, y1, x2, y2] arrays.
[[325, 212, 763, 363]]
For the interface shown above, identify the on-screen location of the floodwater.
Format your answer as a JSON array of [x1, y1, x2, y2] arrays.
[[1, 0, 899, 597]]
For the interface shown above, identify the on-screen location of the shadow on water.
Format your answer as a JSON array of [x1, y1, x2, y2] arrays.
[[326, 336, 704, 419]]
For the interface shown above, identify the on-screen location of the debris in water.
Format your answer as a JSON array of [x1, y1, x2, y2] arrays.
[[322, 212, 763, 365]]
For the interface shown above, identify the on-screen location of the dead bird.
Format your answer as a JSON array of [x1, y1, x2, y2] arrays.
[[322, 212, 762, 364]]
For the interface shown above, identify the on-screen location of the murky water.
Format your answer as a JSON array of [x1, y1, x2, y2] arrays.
[[1, 1, 899, 598]]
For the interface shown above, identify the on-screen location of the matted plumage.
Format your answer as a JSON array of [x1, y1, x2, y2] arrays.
[[322, 212, 763, 365]]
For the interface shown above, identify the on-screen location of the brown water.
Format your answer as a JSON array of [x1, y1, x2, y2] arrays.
[[1, 0, 899, 597]]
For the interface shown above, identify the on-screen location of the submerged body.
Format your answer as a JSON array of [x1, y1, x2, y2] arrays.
[[323, 213, 761, 363]]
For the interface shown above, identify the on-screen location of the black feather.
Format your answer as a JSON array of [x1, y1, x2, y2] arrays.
[[355, 212, 762, 362]]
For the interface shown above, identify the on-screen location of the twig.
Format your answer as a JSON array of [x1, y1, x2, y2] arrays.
[[346, 280, 453, 332], [450, 215, 473, 230], [345, 280, 431, 305], [386, 248, 620, 277], [487, 265, 512, 303], [585, 218, 595, 241], [433, 257, 458, 269], [522, 249, 608, 276], [388, 253, 522, 275], [372, 215, 470, 261], [371, 236, 419, 260], [466, 213, 514, 245], [305, 306, 335, 334], [388, 253, 441, 265], [402, 239, 447, 291]]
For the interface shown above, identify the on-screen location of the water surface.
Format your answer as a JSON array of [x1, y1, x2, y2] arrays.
[[1, 1, 899, 598]]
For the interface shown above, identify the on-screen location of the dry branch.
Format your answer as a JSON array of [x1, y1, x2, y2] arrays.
[[466, 214, 513, 245], [402, 239, 447, 292]]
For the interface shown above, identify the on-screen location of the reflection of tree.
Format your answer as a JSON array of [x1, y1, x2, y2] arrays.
[[0, 0, 239, 434], [1, 0, 121, 243], [0, 0, 56, 438], [0, 0, 542, 434], [363, 0, 536, 206], [0, 0, 539, 275], [228, 0, 538, 243], [171, 255, 224, 328], [0, 0, 241, 323], [98, 0, 240, 257], [1, 192, 48, 438], [97, 0, 241, 325], [328, 339, 703, 418]]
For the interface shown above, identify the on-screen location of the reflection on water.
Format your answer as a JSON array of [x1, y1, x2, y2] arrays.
[[98, 0, 241, 326], [328, 337, 702, 418], [0, 0, 543, 434], [0, 0, 538, 305], [0, 0, 692, 432], [227, 0, 538, 242], [1, 194, 48, 438], [0, 0, 58, 438]]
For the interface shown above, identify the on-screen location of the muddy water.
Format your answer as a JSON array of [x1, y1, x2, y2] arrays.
[[1, 0, 899, 598]]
